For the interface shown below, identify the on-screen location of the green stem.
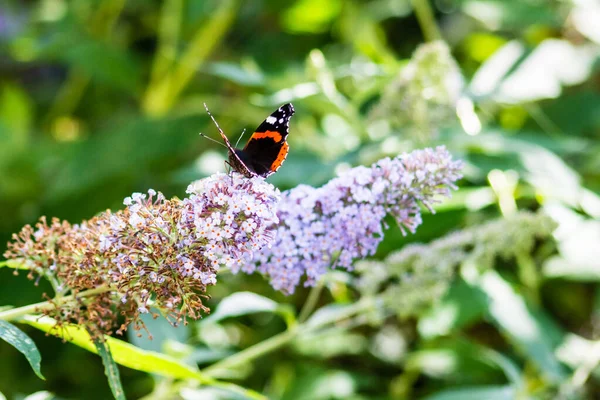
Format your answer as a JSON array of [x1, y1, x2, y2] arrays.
[[202, 297, 376, 378], [0, 286, 113, 322], [203, 328, 296, 378], [44, 69, 90, 123], [218, 266, 231, 275], [411, 0, 442, 42], [143, 0, 239, 116], [298, 279, 324, 323], [524, 103, 563, 138], [516, 251, 539, 303], [90, 0, 127, 37], [149, 0, 183, 86], [46, 271, 65, 299]]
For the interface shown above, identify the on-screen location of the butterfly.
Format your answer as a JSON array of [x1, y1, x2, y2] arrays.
[[202, 103, 295, 178]]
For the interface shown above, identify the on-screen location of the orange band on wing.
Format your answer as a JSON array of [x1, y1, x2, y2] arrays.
[[270, 142, 289, 172], [251, 130, 282, 143]]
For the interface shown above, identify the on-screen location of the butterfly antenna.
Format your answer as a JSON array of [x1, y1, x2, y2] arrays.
[[198, 132, 227, 148], [202, 103, 238, 149], [204, 103, 226, 136], [234, 128, 246, 148]]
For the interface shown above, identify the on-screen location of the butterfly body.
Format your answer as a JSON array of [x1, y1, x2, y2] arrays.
[[212, 103, 294, 178]]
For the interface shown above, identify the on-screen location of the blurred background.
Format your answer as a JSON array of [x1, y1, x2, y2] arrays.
[[1, 0, 599, 399]]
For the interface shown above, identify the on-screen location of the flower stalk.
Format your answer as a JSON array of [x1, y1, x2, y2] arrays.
[[202, 296, 379, 378], [0, 286, 112, 322]]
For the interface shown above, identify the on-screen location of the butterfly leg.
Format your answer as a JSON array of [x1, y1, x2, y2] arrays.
[[224, 160, 234, 182]]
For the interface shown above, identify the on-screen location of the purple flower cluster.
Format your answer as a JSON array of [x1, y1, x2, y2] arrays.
[[183, 173, 280, 275], [98, 173, 279, 319], [5, 173, 280, 335], [246, 146, 463, 294]]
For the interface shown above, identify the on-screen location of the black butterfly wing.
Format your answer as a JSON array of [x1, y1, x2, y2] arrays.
[[242, 103, 294, 177]]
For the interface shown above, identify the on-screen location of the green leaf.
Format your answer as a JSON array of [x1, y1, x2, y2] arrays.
[[282, 0, 342, 33], [544, 256, 600, 281], [418, 278, 487, 339], [293, 329, 367, 359], [476, 270, 567, 382], [478, 348, 523, 388], [542, 91, 600, 136], [187, 348, 233, 365], [281, 368, 358, 400], [542, 209, 600, 281], [92, 335, 126, 400], [0, 320, 44, 380], [23, 316, 268, 400], [0, 83, 32, 147], [555, 333, 599, 370], [22, 315, 206, 382], [430, 187, 495, 212], [304, 303, 352, 328], [206, 62, 265, 86], [23, 392, 53, 400], [469, 38, 595, 104], [462, 0, 561, 30], [204, 292, 291, 324], [459, 132, 585, 207], [518, 144, 583, 208], [423, 385, 515, 400], [407, 340, 501, 383], [571, 1, 600, 44]]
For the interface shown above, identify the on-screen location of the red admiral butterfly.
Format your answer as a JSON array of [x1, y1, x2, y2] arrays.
[[203, 103, 295, 178]]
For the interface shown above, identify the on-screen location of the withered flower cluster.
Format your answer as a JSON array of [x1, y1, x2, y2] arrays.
[[4, 174, 280, 337]]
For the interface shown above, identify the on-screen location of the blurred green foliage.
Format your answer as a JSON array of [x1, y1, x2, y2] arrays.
[[1, 0, 600, 399]]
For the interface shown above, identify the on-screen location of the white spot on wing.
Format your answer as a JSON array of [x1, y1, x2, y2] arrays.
[[266, 116, 277, 124]]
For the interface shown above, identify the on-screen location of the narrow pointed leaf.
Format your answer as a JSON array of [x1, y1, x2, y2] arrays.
[[477, 270, 567, 382], [423, 385, 515, 400], [0, 320, 44, 380], [22, 315, 205, 381], [203, 292, 280, 323], [22, 316, 266, 399], [92, 335, 126, 400]]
